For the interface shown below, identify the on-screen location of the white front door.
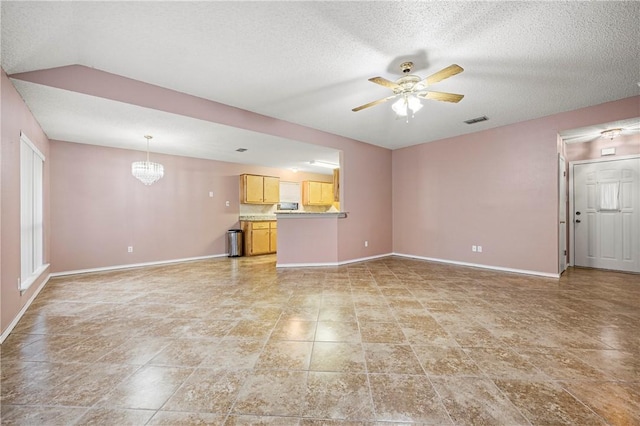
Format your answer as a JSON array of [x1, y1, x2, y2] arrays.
[[574, 157, 640, 273]]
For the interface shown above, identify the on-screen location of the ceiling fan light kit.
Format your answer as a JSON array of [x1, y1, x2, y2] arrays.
[[392, 94, 423, 118], [352, 61, 465, 120], [132, 135, 165, 185]]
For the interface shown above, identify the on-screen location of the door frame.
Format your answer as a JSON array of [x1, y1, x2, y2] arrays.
[[558, 154, 567, 274], [568, 154, 640, 268]]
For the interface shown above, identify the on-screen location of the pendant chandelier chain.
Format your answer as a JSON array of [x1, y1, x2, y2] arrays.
[[145, 135, 152, 162]]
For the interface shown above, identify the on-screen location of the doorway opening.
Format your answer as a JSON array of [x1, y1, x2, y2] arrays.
[[560, 117, 640, 274]]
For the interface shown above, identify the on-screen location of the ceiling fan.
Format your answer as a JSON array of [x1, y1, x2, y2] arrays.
[[352, 62, 465, 114]]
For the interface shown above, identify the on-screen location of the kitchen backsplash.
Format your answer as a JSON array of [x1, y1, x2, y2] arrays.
[[239, 204, 278, 216], [239, 203, 336, 216]]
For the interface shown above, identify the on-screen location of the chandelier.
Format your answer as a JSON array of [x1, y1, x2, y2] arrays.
[[132, 135, 164, 185]]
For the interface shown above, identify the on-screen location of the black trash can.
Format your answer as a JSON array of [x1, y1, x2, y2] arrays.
[[227, 229, 243, 257]]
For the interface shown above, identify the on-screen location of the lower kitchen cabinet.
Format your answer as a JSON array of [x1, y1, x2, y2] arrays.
[[270, 222, 277, 253], [240, 220, 277, 256]]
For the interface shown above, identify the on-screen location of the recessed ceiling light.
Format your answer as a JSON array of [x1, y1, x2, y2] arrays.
[[236, 148, 247, 152]]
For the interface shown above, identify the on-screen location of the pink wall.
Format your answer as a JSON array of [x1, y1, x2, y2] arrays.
[[566, 133, 640, 162], [50, 140, 337, 273], [1, 69, 51, 335], [393, 96, 639, 275], [277, 217, 339, 265], [338, 147, 393, 260]]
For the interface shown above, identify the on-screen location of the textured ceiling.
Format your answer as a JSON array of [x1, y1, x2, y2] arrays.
[[2, 1, 640, 166]]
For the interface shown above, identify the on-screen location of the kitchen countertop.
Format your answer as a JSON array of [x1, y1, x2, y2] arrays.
[[276, 211, 347, 218], [239, 214, 277, 221], [240, 212, 347, 221]]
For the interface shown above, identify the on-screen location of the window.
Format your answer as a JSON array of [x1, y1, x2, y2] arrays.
[[20, 132, 45, 291]]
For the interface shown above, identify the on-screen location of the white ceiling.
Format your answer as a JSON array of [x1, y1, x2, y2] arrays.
[[10, 79, 341, 172], [2, 1, 639, 169]]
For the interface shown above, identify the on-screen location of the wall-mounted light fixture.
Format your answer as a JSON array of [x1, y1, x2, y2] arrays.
[[309, 160, 339, 169], [601, 128, 622, 140]]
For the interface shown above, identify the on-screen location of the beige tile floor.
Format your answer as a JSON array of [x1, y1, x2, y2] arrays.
[[1, 255, 639, 425]]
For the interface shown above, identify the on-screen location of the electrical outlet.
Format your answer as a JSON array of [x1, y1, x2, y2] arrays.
[[209, 191, 214, 197], [477, 245, 483, 253], [364, 241, 368, 247], [128, 246, 133, 253], [225, 201, 230, 207], [472, 245, 477, 252]]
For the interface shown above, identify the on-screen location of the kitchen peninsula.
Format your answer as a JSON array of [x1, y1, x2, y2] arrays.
[[275, 211, 347, 267]]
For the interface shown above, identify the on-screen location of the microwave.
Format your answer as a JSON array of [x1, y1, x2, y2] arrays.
[[278, 202, 299, 211]]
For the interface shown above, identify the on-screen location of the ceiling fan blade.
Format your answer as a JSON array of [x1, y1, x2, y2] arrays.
[[368, 77, 401, 90], [425, 64, 464, 86], [419, 91, 465, 103], [352, 95, 397, 112]]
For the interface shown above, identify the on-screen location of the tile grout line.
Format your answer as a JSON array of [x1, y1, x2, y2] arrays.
[[350, 269, 379, 423]]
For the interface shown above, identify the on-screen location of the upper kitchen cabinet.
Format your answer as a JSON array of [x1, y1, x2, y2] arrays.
[[241, 174, 280, 204], [302, 180, 334, 206]]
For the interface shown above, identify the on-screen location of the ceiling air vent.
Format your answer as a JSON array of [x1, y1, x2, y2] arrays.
[[464, 116, 488, 125], [236, 148, 248, 152]]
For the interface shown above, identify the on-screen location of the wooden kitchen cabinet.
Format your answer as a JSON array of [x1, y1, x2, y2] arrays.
[[241, 174, 280, 204], [302, 180, 334, 205], [241, 221, 277, 256], [269, 221, 277, 252]]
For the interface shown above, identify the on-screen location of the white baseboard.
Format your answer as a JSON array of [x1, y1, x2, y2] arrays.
[[392, 252, 560, 278], [276, 253, 393, 268], [50, 253, 228, 277], [0, 273, 51, 344], [277, 252, 558, 278]]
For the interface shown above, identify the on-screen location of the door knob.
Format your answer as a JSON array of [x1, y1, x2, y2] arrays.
[[576, 219, 581, 223], [576, 211, 581, 215]]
